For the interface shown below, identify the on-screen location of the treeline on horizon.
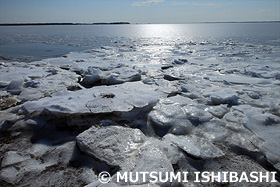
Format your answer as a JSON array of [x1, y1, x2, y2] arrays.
[[0, 22, 130, 26]]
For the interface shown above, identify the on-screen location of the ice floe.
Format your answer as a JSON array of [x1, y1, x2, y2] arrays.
[[22, 81, 165, 115]]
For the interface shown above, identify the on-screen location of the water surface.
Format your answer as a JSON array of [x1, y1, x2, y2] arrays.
[[0, 23, 279, 62]]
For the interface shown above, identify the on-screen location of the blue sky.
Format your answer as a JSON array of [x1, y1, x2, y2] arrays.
[[0, 0, 279, 23]]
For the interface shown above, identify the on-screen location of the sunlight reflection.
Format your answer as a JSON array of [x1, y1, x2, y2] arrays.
[[134, 24, 193, 39]]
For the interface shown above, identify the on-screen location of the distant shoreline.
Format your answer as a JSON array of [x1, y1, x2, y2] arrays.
[[0, 21, 279, 26], [0, 22, 130, 26]]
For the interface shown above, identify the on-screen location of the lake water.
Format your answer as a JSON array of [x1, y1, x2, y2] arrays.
[[0, 23, 279, 62]]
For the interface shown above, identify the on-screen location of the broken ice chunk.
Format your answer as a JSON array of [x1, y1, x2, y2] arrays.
[[76, 125, 173, 182], [205, 104, 229, 118], [210, 91, 239, 105], [163, 134, 224, 159], [182, 105, 213, 125], [7, 79, 24, 95], [1, 151, 29, 167], [148, 102, 194, 137], [76, 126, 145, 170], [173, 59, 188, 65]]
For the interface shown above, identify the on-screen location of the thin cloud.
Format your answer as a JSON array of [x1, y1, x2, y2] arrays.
[[132, 0, 165, 7], [192, 3, 220, 7], [260, 9, 273, 13], [172, 2, 221, 7], [172, 1, 189, 6]]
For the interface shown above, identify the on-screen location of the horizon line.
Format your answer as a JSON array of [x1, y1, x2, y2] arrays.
[[0, 20, 279, 26]]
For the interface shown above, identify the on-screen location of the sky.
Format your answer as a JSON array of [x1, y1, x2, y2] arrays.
[[0, 0, 279, 24]]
